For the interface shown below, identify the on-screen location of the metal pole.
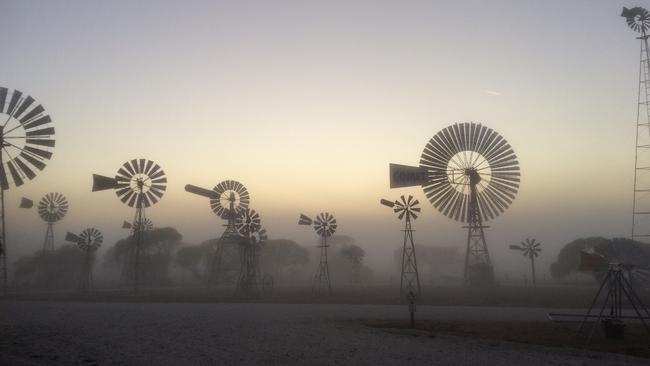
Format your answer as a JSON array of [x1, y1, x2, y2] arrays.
[[0, 126, 6, 295], [530, 253, 536, 288]]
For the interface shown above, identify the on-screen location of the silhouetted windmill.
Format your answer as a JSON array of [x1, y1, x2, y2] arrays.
[[185, 180, 250, 285], [299, 212, 337, 295], [622, 7, 650, 242], [509, 238, 541, 287], [65, 228, 103, 292], [381, 195, 421, 296], [234, 207, 266, 297], [20, 193, 68, 251], [0, 87, 55, 294], [389, 122, 520, 286], [92, 159, 166, 292]]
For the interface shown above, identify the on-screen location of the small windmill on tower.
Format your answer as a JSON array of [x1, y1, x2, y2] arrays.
[[20, 193, 68, 252], [381, 195, 421, 296], [92, 159, 167, 292], [299, 212, 337, 295], [235, 208, 267, 297], [65, 228, 103, 292], [185, 180, 250, 285], [509, 238, 542, 287]]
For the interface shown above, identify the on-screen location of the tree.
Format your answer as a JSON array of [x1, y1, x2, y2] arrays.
[[103, 227, 182, 287], [549, 237, 650, 280], [175, 240, 213, 282], [13, 245, 85, 289], [260, 239, 310, 283], [338, 244, 365, 283]]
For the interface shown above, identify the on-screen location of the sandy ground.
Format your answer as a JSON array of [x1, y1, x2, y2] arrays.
[[1, 301, 649, 366]]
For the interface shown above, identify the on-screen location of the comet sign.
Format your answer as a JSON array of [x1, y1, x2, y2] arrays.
[[389, 163, 428, 188]]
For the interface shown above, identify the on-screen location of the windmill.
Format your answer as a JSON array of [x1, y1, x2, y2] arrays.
[[185, 180, 250, 285], [65, 228, 103, 292], [380, 195, 421, 296], [508, 238, 541, 287], [549, 243, 650, 342], [622, 7, 650, 243], [20, 193, 69, 251], [0, 87, 55, 294], [299, 212, 337, 295], [389, 122, 520, 286], [234, 207, 267, 297], [92, 159, 166, 292]]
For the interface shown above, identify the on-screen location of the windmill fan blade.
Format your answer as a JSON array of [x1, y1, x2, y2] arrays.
[[65, 232, 81, 243], [19, 197, 33, 208], [92, 174, 119, 191], [380, 199, 395, 208]]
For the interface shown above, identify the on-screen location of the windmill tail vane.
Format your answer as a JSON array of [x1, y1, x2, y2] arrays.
[[298, 214, 312, 225], [380, 198, 395, 208], [92, 174, 119, 191], [185, 184, 219, 199], [19, 197, 33, 208], [65, 232, 81, 243], [122, 220, 132, 229]]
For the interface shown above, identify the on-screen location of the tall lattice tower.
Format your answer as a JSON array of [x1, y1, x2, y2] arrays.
[[381, 195, 421, 296], [299, 212, 337, 295], [622, 7, 650, 241], [185, 180, 250, 286]]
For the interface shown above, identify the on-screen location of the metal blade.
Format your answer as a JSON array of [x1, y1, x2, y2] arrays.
[[25, 138, 55, 147], [7, 161, 23, 186], [25, 127, 55, 137], [24, 146, 52, 160], [19, 105, 45, 124]]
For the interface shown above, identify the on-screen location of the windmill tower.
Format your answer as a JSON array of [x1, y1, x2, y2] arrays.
[[389, 122, 520, 286], [380, 195, 421, 296], [622, 7, 650, 242], [65, 228, 103, 292], [299, 212, 337, 295], [0, 87, 55, 294], [185, 180, 250, 285], [234, 208, 267, 297], [92, 159, 167, 292], [21, 193, 68, 251]]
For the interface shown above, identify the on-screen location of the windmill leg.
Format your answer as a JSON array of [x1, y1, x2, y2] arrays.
[[588, 275, 615, 344], [619, 275, 650, 336], [578, 271, 610, 337]]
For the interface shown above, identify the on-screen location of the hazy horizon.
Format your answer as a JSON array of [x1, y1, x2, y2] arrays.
[[1, 0, 644, 278]]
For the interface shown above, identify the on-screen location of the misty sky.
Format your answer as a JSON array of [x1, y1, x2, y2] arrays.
[[1, 0, 645, 277]]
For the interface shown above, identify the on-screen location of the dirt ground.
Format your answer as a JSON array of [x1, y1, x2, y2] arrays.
[[2, 300, 650, 366], [363, 319, 650, 359], [7, 284, 649, 308]]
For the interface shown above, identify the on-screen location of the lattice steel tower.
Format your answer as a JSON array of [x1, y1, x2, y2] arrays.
[[381, 195, 421, 296], [23, 193, 68, 252], [235, 208, 267, 297], [622, 7, 650, 241], [186, 180, 250, 286], [65, 228, 103, 292], [93, 159, 167, 292], [299, 212, 337, 295]]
